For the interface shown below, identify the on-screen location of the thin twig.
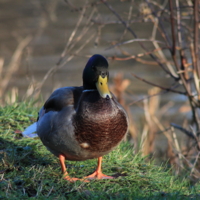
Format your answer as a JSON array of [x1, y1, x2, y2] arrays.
[[191, 43, 199, 92], [68, 6, 96, 52], [170, 123, 196, 140], [0, 36, 32, 103], [34, 33, 95, 97], [107, 38, 165, 50], [190, 152, 200, 175], [0, 58, 4, 81], [101, 0, 178, 80], [171, 126, 183, 168], [169, 0, 178, 63], [57, 4, 87, 65], [148, 3, 178, 78], [193, 0, 200, 99], [169, 0, 195, 105], [175, 0, 191, 93], [131, 73, 186, 95], [152, 116, 172, 142], [128, 88, 169, 105], [108, 46, 169, 63], [119, 0, 134, 40], [146, 0, 172, 50], [170, 123, 200, 151], [175, 0, 182, 48]]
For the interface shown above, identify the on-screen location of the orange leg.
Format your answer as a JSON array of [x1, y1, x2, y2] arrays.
[[85, 157, 114, 180], [59, 154, 88, 182]]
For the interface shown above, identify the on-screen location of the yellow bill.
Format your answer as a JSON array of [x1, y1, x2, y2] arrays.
[[96, 75, 112, 99]]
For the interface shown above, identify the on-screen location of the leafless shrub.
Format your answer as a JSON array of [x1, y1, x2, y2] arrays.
[[87, 0, 200, 179]]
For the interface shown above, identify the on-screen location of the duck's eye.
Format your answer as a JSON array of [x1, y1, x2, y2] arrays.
[[91, 66, 95, 71]]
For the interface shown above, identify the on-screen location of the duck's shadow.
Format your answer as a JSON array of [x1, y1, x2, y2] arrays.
[[112, 172, 128, 178], [0, 137, 128, 180], [0, 137, 53, 171]]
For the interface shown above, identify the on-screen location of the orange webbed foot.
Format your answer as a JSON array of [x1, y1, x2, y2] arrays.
[[59, 154, 89, 183], [85, 157, 114, 180], [63, 175, 89, 182], [85, 171, 114, 180]]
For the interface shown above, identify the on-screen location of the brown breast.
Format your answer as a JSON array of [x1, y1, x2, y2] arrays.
[[73, 93, 128, 152]]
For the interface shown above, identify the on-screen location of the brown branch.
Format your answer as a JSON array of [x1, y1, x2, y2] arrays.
[[169, 0, 194, 98], [33, 33, 95, 97], [57, 6, 87, 65], [109, 56, 164, 66], [108, 46, 169, 64], [146, 0, 172, 49], [64, 0, 101, 12], [0, 36, 32, 102], [171, 123, 196, 140], [101, 0, 178, 80], [170, 123, 200, 151], [131, 72, 186, 95], [175, 0, 182, 49], [107, 39, 165, 50], [191, 43, 200, 96], [133, 57, 158, 65], [128, 89, 167, 105], [169, 0, 177, 62], [109, 55, 157, 63], [175, 0, 191, 94], [194, 0, 200, 99], [169, 0, 200, 132]]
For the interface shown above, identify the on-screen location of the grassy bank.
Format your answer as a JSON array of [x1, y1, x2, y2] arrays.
[[0, 102, 200, 199]]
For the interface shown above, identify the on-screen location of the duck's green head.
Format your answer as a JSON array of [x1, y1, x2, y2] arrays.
[[83, 54, 112, 99]]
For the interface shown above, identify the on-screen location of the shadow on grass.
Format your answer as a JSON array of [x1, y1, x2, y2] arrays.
[[1, 137, 200, 199], [0, 136, 55, 198], [0, 137, 129, 199], [0, 136, 52, 168]]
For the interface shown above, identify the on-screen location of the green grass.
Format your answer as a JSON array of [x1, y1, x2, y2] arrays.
[[0, 102, 200, 199]]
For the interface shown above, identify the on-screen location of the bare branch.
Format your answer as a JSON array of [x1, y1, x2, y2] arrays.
[[194, 0, 200, 99], [0, 36, 32, 102], [128, 88, 167, 105], [146, 0, 172, 49], [106, 38, 165, 50], [57, 5, 87, 65], [148, 1, 178, 78], [169, 0, 193, 99], [101, 0, 178, 80], [171, 123, 200, 151], [33, 33, 95, 97], [169, 0, 177, 59], [175, 0, 182, 48], [131, 72, 186, 95]]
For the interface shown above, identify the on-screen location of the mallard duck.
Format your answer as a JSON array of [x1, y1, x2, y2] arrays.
[[37, 54, 129, 182]]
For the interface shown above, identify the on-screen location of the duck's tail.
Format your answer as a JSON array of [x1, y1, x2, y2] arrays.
[[22, 122, 38, 138]]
